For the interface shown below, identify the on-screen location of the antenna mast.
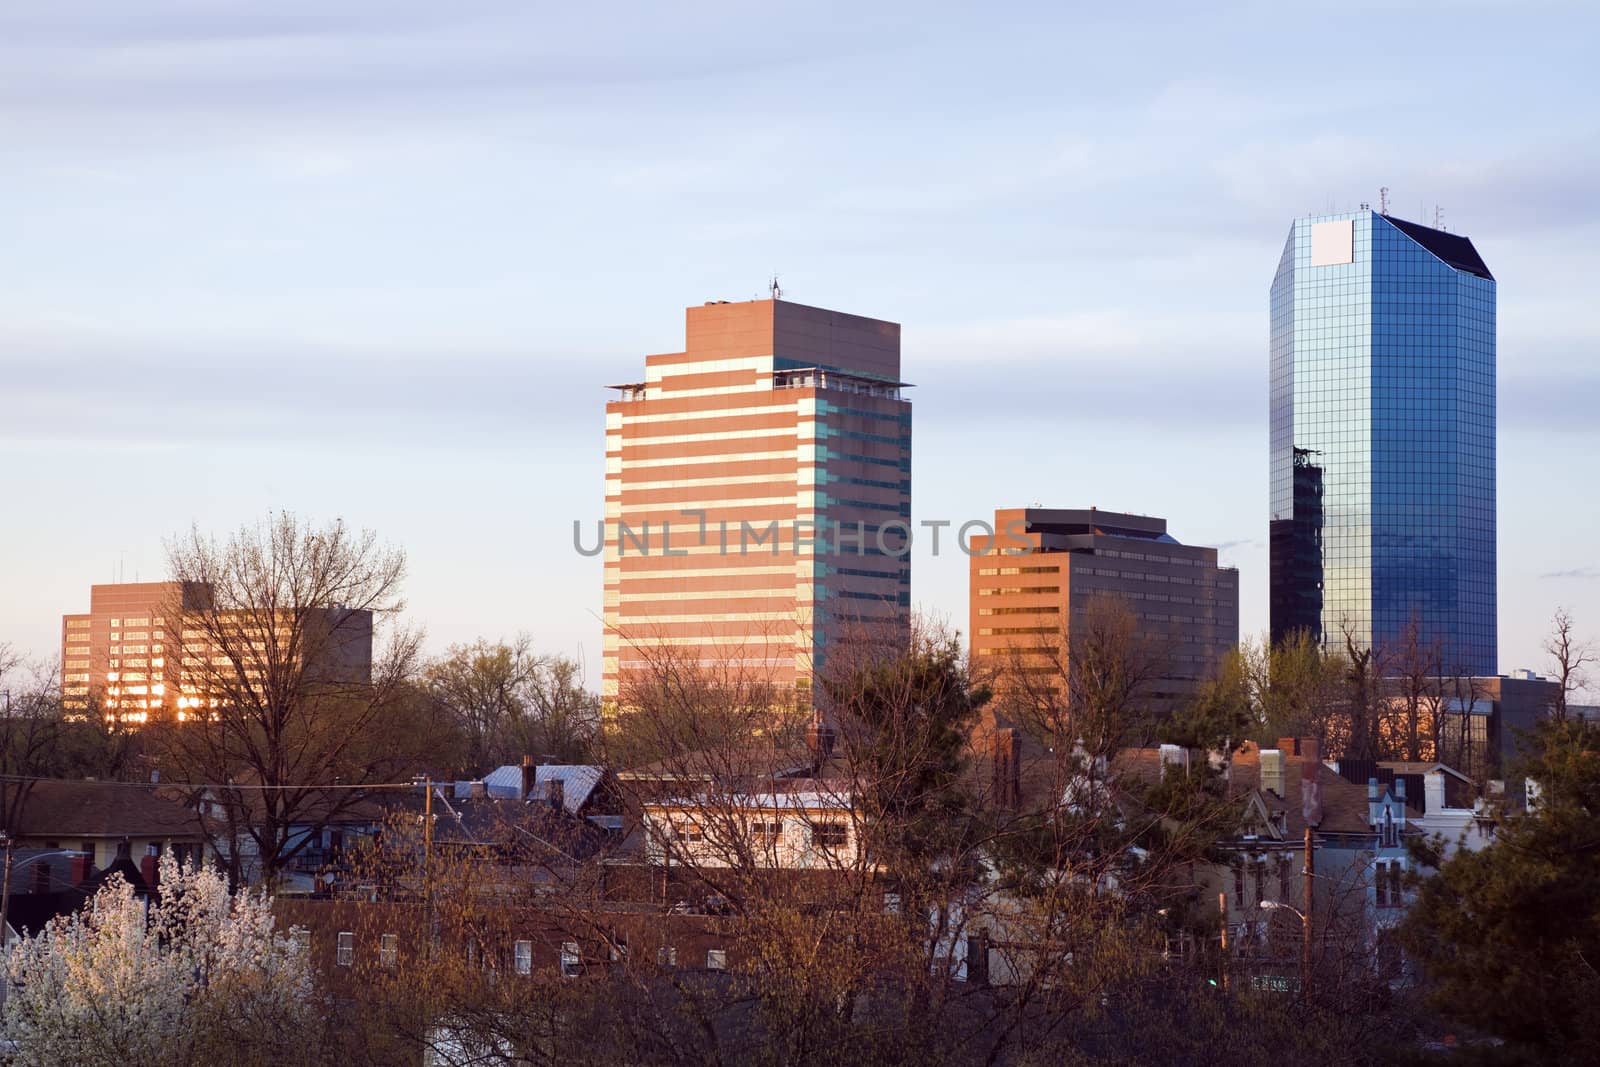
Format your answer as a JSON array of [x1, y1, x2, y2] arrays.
[[769, 274, 782, 301], [1378, 186, 1389, 216]]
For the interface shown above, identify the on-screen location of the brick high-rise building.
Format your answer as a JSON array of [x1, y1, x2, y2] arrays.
[[61, 581, 372, 723], [968, 508, 1239, 709], [602, 298, 912, 709]]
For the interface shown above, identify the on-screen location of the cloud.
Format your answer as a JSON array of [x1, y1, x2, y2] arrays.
[[0, 323, 609, 449]]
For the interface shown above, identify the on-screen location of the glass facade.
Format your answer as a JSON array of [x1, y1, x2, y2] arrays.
[[1269, 211, 1496, 675]]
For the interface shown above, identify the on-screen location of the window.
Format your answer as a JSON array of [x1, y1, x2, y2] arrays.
[[1381, 809, 1397, 848], [750, 820, 783, 847], [380, 933, 398, 968], [657, 946, 677, 968], [811, 823, 848, 850], [677, 821, 704, 843], [514, 940, 533, 976], [1376, 861, 1404, 909], [560, 941, 582, 978], [706, 949, 727, 971], [336, 931, 354, 967]]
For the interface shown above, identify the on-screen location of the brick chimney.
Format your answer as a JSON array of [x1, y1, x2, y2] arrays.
[[140, 854, 159, 890], [805, 712, 835, 769], [1300, 738, 1323, 828], [521, 755, 538, 801], [991, 728, 1020, 809]]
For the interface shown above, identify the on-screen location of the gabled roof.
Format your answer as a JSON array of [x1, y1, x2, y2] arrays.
[[1381, 215, 1494, 281], [14, 781, 202, 839], [1112, 743, 1405, 837], [480, 764, 605, 814]]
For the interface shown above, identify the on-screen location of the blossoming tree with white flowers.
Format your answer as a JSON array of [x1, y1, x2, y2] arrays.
[[1, 852, 318, 1065]]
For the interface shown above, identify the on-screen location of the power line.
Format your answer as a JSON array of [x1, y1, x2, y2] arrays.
[[0, 773, 439, 793]]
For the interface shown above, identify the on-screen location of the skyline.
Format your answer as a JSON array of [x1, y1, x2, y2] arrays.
[[5, 1, 1599, 689]]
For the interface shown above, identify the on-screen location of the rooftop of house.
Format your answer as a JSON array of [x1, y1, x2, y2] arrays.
[[480, 764, 606, 813], [1111, 741, 1417, 837], [13, 780, 202, 839]]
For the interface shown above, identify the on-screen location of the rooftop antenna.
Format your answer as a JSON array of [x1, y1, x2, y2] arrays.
[[1434, 204, 1445, 231], [1378, 186, 1389, 215], [769, 274, 782, 301]]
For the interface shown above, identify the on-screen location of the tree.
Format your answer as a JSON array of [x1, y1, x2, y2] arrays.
[[1247, 630, 1347, 753], [1400, 718, 1600, 1063], [151, 512, 426, 887], [824, 622, 991, 872], [1162, 644, 1254, 753], [1380, 614, 1442, 761], [1340, 625, 1387, 761], [424, 637, 598, 775], [1544, 607, 1594, 721], [0, 648, 59, 840], [2, 853, 318, 1066], [994, 595, 1169, 765]]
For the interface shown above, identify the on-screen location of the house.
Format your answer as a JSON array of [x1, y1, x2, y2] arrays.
[[1104, 738, 1420, 984], [7, 779, 209, 872], [640, 781, 863, 871], [1337, 759, 1493, 860]]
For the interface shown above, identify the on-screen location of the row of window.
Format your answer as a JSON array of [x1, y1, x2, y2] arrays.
[[330, 932, 726, 975]]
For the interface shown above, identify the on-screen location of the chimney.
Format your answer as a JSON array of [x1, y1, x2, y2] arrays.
[[139, 854, 159, 890], [1277, 736, 1302, 757], [71, 852, 93, 886], [1425, 771, 1447, 815], [521, 755, 537, 802], [991, 729, 1020, 809], [1260, 749, 1285, 797], [1159, 744, 1190, 775], [468, 780, 488, 800], [805, 713, 836, 768], [1300, 738, 1323, 827], [965, 930, 991, 987], [32, 863, 50, 895], [547, 778, 566, 812]]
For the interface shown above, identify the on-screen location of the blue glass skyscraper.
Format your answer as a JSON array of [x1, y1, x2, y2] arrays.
[[1270, 210, 1496, 675]]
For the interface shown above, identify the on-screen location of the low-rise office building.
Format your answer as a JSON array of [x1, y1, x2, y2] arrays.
[[968, 508, 1239, 709]]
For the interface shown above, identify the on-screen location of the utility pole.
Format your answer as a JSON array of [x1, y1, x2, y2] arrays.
[[423, 777, 433, 884], [1303, 824, 1315, 1003], [0, 832, 13, 950], [1218, 891, 1229, 992]]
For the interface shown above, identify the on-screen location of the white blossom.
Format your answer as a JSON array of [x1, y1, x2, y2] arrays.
[[2, 852, 317, 1065]]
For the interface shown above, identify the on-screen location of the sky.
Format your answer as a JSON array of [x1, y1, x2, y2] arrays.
[[3, 0, 1598, 691]]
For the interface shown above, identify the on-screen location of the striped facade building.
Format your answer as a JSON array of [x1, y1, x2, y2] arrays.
[[602, 298, 912, 709]]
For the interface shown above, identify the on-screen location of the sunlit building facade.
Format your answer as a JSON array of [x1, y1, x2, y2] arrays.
[[968, 507, 1239, 710], [61, 581, 371, 722], [1269, 211, 1496, 675], [602, 298, 912, 709]]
